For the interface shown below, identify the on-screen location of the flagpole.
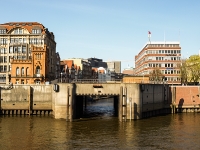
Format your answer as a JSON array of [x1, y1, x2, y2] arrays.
[[148, 31, 151, 44], [164, 30, 165, 47]]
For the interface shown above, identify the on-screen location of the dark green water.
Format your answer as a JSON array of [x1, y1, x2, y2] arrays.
[[0, 99, 200, 150]]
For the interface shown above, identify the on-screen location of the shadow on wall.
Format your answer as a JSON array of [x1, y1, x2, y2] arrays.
[[134, 102, 140, 119], [178, 98, 184, 110]]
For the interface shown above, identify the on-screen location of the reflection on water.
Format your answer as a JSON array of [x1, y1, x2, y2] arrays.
[[0, 99, 200, 150]]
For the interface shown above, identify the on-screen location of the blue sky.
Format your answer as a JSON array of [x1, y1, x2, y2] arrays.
[[2, 0, 200, 71]]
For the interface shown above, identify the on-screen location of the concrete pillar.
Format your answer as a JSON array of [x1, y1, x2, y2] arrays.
[[122, 87, 127, 121], [119, 86, 123, 121], [28, 86, 32, 116], [69, 85, 74, 122], [66, 86, 70, 121]]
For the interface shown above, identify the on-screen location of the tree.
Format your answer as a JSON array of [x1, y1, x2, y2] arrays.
[[186, 55, 200, 84], [178, 55, 200, 85], [177, 59, 188, 85], [149, 66, 164, 82]]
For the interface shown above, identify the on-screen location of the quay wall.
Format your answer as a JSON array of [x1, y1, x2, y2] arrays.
[[170, 86, 200, 113], [1, 85, 52, 114], [2, 84, 199, 120]]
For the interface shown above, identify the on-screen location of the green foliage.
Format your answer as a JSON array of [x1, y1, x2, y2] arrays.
[[179, 55, 200, 84]]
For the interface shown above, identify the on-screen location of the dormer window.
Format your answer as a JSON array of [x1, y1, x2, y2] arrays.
[[14, 28, 23, 34], [32, 29, 41, 34]]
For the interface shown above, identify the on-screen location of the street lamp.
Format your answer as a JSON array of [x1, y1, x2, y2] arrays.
[[60, 72, 63, 83]]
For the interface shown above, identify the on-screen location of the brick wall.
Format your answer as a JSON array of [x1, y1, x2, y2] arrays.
[[171, 86, 200, 107]]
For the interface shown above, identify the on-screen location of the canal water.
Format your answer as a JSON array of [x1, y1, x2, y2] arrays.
[[0, 99, 200, 150]]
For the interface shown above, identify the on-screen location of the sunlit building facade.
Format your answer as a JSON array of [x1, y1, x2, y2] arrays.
[[135, 41, 181, 84], [0, 22, 57, 84]]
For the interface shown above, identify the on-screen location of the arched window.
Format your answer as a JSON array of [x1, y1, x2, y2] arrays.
[[26, 67, 29, 76], [16, 67, 19, 75], [36, 66, 40, 74], [21, 67, 24, 75]]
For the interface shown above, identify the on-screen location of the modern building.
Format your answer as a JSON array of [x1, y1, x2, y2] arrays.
[[106, 61, 121, 73], [135, 41, 181, 84], [88, 57, 107, 68], [0, 22, 57, 84]]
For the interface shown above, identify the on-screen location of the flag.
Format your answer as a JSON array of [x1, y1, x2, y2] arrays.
[[148, 31, 151, 38]]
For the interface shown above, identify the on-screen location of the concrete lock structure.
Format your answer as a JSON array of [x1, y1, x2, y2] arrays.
[[1, 83, 199, 121]]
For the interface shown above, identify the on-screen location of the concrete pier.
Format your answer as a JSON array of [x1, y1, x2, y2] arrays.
[[1, 83, 200, 121]]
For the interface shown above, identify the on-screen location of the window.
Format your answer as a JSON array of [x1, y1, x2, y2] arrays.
[[0, 56, 3, 63], [16, 79, 19, 84], [22, 46, 26, 53], [0, 38, 7, 44], [0, 48, 4, 54], [14, 47, 18, 53], [19, 29, 22, 34], [14, 29, 18, 34], [23, 38, 26, 43], [14, 28, 23, 34], [4, 56, 7, 63], [22, 56, 26, 60], [22, 67, 24, 75], [0, 29, 6, 34], [19, 38, 22, 43], [32, 29, 41, 34], [9, 47, 13, 53], [16, 67, 20, 75], [10, 38, 14, 43], [36, 66, 40, 74], [4, 66, 7, 72], [0, 66, 3, 72], [18, 46, 21, 53], [18, 56, 22, 60], [21, 80, 24, 84], [26, 67, 29, 76]]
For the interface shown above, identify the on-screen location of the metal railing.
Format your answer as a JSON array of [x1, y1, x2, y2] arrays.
[[72, 79, 122, 83]]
